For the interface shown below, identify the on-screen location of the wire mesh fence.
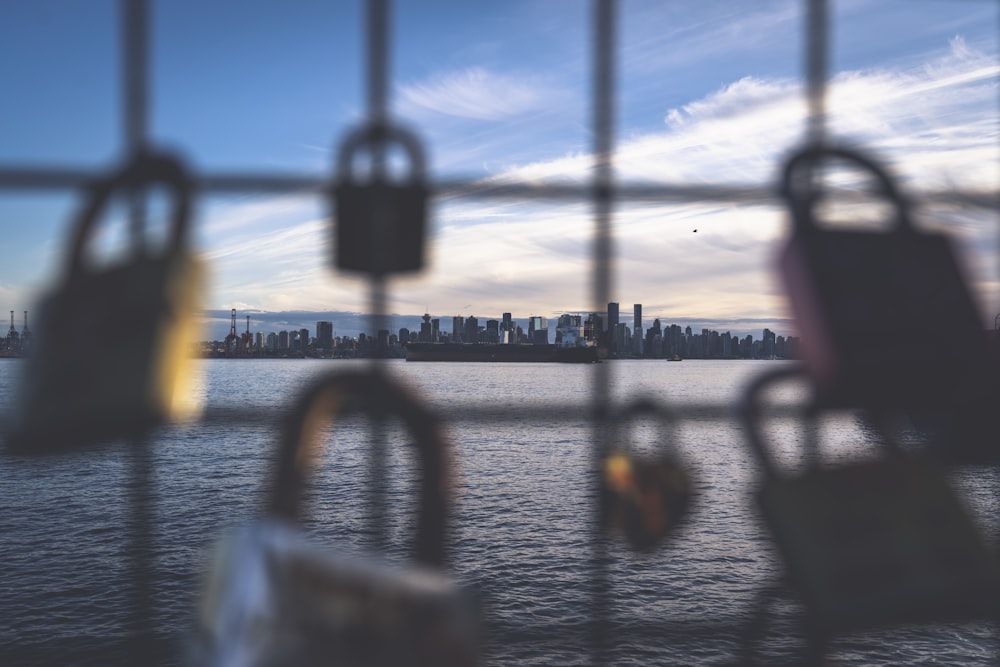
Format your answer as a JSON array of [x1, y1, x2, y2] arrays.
[[0, 1, 998, 665]]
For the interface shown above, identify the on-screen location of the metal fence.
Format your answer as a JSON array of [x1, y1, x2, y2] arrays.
[[0, 1, 997, 665]]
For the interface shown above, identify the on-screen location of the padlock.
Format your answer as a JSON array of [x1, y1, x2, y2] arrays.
[[599, 399, 694, 552], [6, 151, 204, 453], [333, 123, 428, 275], [196, 370, 479, 667], [740, 366, 1000, 639], [777, 144, 990, 412]]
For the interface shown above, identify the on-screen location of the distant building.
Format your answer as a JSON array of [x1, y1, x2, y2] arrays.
[[606, 303, 620, 354], [464, 316, 479, 344], [316, 321, 334, 350], [485, 319, 500, 344], [528, 316, 548, 345], [612, 322, 630, 356], [633, 304, 643, 357], [419, 313, 433, 342], [501, 312, 513, 344], [452, 316, 465, 343]]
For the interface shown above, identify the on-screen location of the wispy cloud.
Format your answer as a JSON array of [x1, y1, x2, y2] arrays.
[[398, 67, 564, 121], [197, 35, 997, 335]]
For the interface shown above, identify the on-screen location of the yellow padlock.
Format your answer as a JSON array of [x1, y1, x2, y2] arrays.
[[6, 151, 204, 453]]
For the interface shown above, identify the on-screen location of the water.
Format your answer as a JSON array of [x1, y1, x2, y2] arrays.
[[1, 358, 998, 665]]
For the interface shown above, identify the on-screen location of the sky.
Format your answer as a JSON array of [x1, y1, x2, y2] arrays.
[[0, 0, 997, 340]]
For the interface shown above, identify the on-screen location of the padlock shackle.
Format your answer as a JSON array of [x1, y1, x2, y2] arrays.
[[335, 121, 426, 182], [268, 370, 449, 567], [781, 144, 911, 235], [612, 397, 679, 451], [67, 151, 193, 276], [737, 365, 812, 476]]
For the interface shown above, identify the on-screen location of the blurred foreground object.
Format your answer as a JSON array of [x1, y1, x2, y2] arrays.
[[600, 399, 694, 552], [776, 145, 991, 414], [197, 370, 479, 667], [6, 151, 203, 453], [333, 122, 429, 276], [740, 367, 1000, 661]]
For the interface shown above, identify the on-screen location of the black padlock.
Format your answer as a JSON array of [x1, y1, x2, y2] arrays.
[[777, 145, 990, 412], [333, 123, 428, 275], [599, 399, 694, 552], [740, 366, 1000, 640], [6, 151, 204, 453], [197, 370, 479, 667]]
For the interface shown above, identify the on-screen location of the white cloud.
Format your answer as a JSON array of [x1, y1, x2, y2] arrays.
[[198, 36, 997, 333], [398, 67, 562, 121]]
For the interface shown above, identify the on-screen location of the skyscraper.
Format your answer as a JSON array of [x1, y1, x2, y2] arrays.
[[464, 316, 479, 344], [633, 304, 643, 356], [606, 303, 620, 355], [316, 321, 334, 351], [419, 313, 432, 342], [528, 316, 548, 345], [501, 312, 513, 344]]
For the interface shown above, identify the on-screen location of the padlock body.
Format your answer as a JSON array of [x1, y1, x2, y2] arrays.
[[8, 250, 203, 452], [759, 456, 1000, 634], [334, 182, 427, 275], [779, 228, 989, 410], [198, 521, 479, 667]]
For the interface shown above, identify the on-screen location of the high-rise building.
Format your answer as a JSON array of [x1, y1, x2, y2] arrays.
[[316, 321, 334, 350], [452, 316, 465, 343], [607, 302, 619, 334], [501, 312, 512, 344], [528, 316, 548, 345], [398, 327, 410, 343], [431, 318, 441, 342], [464, 316, 479, 344], [607, 303, 621, 357], [584, 313, 604, 343], [485, 319, 500, 344], [632, 305, 643, 356], [419, 313, 433, 342], [299, 328, 310, 352]]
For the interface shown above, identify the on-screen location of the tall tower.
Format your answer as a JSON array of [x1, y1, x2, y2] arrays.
[[633, 304, 643, 357], [501, 312, 512, 344], [419, 313, 433, 342], [607, 303, 619, 347]]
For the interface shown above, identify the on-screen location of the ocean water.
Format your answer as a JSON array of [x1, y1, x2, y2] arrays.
[[1, 358, 998, 665]]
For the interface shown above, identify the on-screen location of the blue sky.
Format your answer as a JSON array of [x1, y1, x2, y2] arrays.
[[1, 1, 997, 340]]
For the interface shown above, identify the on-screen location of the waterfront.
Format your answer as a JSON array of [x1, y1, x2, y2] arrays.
[[1, 358, 998, 665]]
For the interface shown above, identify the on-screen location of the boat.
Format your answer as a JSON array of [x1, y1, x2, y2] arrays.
[[405, 342, 602, 363], [667, 354, 683, 361]]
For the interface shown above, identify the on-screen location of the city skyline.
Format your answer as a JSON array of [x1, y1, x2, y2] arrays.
[[192, 306, 799, 361], [193, 306, 798, 343], [0, 3, 996, 329]]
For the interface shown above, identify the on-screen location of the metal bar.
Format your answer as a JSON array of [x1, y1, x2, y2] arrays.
[[806, 0, 828, 148], [0, 167, 996, 211], [364, 0, 391, 555], [121, 1, 155, 658], [590, 1, 617, 663], [367, 0, 389, 129], [123, 0, 148, 157]]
